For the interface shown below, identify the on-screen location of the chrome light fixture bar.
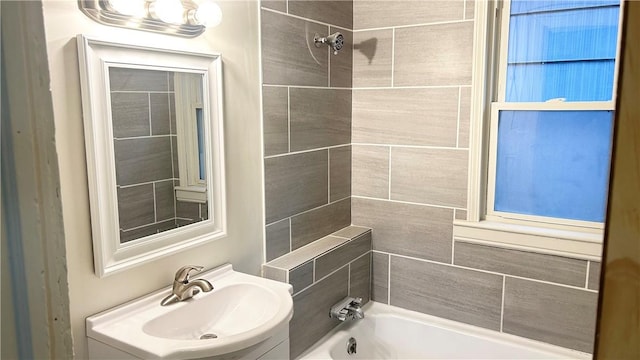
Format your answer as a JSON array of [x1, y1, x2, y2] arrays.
[[78, 0, 221, 38]]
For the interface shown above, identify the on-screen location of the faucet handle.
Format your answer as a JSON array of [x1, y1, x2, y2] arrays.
[[174, 265, 204, 283], [349, 297, 363, 307]]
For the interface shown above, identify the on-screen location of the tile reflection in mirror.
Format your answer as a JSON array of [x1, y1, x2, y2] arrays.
[[109, 67, 209, 243]]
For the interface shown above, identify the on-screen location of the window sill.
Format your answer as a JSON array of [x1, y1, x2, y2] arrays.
[[452, 219, 602, 260], [175, 186, 207, 204]]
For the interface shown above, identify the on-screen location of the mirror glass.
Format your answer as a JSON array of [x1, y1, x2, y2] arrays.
[[109, 68, 209, 243], [77, 35, 226, 277]]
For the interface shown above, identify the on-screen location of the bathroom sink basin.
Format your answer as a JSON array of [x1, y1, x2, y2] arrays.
[[86, 264, 293, 359]]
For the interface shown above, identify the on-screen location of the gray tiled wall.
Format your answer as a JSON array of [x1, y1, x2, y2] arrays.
[[110, 68, 208, 241], [350, 0, 600, 354], [261, 0, 602, 356], [263, 227, 371, 359], [261, 0, 353, 261]]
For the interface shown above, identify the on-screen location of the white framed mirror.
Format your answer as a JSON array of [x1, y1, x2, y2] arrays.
[[77, 35, 226, 277]]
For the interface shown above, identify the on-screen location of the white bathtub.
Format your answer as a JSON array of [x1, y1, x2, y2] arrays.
[[299, 302, 590, 359]]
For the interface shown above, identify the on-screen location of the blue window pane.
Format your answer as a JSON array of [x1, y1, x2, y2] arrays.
[[506, 60, 615, 102], [494, 110, 613, 222], [506, 1, 619, 102], [196, 108, 205, 181], [511, 0, 619, 15]]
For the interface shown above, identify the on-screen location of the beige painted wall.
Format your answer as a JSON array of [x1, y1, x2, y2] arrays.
[[41, 1, 264, 357]]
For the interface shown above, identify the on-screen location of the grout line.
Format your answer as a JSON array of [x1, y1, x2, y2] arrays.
[[264, 143, 352, 159], [380, 251, 600, 293], [352, 18, 474, 33], [118, 179, 173, 189], [451, 211, 456, 264], [313, 258, 317, 282], [114, 134, 175, 140], [500, 276, 506, 332], [260, 7, 353, 32], [152, 182, 157, 222], [352, 143, 469, 151], [456, 86, 462, 148], [387, 146, 392, 200], [289, 217, 292, 252], [295, 261, 350, 298], [387, 253, 391, 305], [352, 84, 473, 90], [263, 84, 355, 90], [287, 87, 291, 152], [348, 263, 351, 295], [121, 218, 175, 232], [327, 149, 331, 203], [265, 196, 352, 228], [148, 93, 152, 136], [285, 0, 288, 13], [352, 195, 462, 211], [262, 84, 472, 90], [110, 90, 174, 94], [584, 261, 591, 288], [391, 27, 396, 87]]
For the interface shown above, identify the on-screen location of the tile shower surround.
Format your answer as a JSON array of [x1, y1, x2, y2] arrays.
[[261, 0, 354, 262], [110, 68, 207, 242], [260, 0, 601, 357]]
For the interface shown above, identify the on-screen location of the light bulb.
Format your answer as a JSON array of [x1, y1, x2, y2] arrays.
[[150, 0, 185, 24], [194, 0, 222, 27], [107, 0, 146, 18]]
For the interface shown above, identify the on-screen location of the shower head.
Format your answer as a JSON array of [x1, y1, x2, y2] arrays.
[[314, 32, 344, 55]]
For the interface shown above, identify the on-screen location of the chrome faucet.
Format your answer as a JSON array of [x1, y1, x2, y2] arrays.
[[329, 297, 365, 321], [160, 265, 213, 306]]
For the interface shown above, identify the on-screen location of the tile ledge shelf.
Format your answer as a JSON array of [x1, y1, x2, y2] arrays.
[[264, 225, 371, 272]]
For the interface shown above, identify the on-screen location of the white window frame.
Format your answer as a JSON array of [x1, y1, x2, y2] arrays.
[[453, 0, 625, 260], [175, 73, 207, 203]]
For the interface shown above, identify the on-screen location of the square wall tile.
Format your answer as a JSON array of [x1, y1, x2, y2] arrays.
[[289, 88, 351, 151], [262, 86, 289, 156], [264, 150, 328, 223], [266, 219, 291, 261], [352, 88, 459, 147], [353, 1, 464, 30], [352, 145, 389, 199], [330, 146, 351, 202], [390, 147, 468, 208], [262, 10, 329, 86], [503, 277, 598, 352], [352, 197, 453, 263], [394, 22, 473, 86], [391, 256, 503, 330], [353, 29, 393, 87], [291, 198, 351, 250]]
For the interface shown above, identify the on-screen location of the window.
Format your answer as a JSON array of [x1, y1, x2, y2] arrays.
[[454, 0, 623, 258], [175, 72, 208, 203]]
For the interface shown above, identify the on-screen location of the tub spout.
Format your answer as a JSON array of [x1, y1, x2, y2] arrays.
[[330, 297, 364, 321]]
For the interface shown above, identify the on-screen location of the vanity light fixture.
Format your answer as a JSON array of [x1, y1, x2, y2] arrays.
[[78, 0, 222, 37]]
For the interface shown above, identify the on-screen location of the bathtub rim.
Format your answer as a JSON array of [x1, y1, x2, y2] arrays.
[[298, 301, 591, 360]]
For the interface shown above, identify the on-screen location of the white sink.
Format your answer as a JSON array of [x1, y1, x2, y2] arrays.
[[86, 264, 293, 359]]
